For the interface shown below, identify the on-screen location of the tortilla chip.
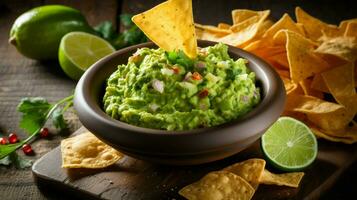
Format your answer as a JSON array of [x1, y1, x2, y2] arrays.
[[179, 171, 255, 200], [295, 7, 342, 40], [311, 126, 357, 144], [285, 30, 330, 82], [243, 40, 265, 51], [195, 23, 232, 34], [311, 74, 330, 93], [315, 36, 357, 62], [251, 44, 286, 60], [219, 10, 270, 47], [282, 77, 296, 92], [339, 19, 357, 32], [220, 16, 262, 47], [320, 123, 357, 140], [260, 169, 304, 188], [132, 0, 197, 58], [299, 79, 324, 99], [269, 52, 289, 69], [232, 9, 270, 24], [61, 132, 123, 168], [196, 27, 227, 41], [307, 112, 353, 131], [223, 158, 266, 190], [282, 110, 308, 122], [285, 95, 352, 130], [296, 23, 306, 35], [276, 69, 290, 78], [344, 21, 357, 37], [263, 14, 304, 40], [321, 62, 357, 110], [217, 23, 231, 30], [256, 20, 274, 38]]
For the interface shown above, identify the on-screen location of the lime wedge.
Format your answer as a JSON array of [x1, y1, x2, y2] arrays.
[[261, 117, 318, 171], [58, 31, 115, 80]]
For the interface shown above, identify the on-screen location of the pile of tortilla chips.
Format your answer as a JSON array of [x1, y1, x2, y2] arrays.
[[196, 7, 357, 144], [179, 158, 304, 200], [61, 132, 123, 168]]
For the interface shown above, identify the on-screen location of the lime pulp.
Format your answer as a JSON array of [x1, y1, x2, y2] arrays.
[[58, 31, 115, 80], [261, 117, 318, 171]]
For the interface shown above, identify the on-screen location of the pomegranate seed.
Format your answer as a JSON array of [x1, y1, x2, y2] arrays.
[[191, 72, 202, 80], [40, 128, 49, 138], [8, 133, 18, 144], [172, 66, 180, 74], [198, 89, 209, 98], [22, 144, 33, 155], [0, 137, 7, 145]]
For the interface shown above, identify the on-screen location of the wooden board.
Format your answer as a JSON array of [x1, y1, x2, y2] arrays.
[[32, 127, 357, 200]]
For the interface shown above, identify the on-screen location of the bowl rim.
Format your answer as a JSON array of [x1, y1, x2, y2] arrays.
[[75, 40, 285, 137]]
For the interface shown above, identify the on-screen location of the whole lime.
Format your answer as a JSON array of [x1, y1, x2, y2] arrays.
[[9, 5, 95, 60]]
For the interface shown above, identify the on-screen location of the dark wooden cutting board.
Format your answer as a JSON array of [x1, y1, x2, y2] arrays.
[[32, 127, 357, 200]]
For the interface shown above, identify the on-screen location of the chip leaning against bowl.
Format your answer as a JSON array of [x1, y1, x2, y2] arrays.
[[103, 43, 260, 131]]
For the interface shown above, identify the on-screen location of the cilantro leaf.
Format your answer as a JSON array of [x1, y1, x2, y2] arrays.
[[120, 14, 134, 27], [122, 26, 148, 46], [17, 97, 51, 113], [0, 152, 32, 169], [0, 155, 11, 165], [1, 95, 74, 161], [52, 108, 67, 130], [166, 50, 194, 69], [94, 13, 147, 50], [0, 143, 22, 160], [10, 153, 32, 169], [17, 97, 52, 134], [19, 112, 46, 135], [94, 21, 117, 41]]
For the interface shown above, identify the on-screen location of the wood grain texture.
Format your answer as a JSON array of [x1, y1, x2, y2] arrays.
[[0, 0, 116, 199], [44, 0, 118, 26], [32, 127, 357, 200]]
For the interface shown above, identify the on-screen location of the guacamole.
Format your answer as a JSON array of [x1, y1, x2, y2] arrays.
[[103, 43, 260, 131]]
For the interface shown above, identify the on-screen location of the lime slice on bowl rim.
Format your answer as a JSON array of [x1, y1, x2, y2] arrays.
[[58, 31, 115, 80], [261, 117, 318, 172]]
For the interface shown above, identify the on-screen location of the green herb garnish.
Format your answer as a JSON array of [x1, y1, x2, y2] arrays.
[[94, 14, 147, 50], [0, 95, 73, 160]]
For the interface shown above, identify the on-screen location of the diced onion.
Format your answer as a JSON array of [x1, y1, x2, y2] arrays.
[[149, 103, 160, 112], [217, 61, 229, 68], [241, 95, 249, 103], [152, 79, 164, 93], [184, 72, 193, 81], [196, 61, 206, 69], [161, 68, 174, 75]]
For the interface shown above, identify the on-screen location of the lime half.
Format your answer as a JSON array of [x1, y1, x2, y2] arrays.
[[59, 31, 115, 80], [261, 117, 318, 171]]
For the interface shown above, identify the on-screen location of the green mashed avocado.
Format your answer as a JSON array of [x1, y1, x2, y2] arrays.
[[103, 43, 260, 131]]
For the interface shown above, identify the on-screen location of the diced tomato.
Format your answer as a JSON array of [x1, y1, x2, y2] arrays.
[[172, 66, 180, 74], [191, 72, 202, 80], [198, 89, 209, 98]]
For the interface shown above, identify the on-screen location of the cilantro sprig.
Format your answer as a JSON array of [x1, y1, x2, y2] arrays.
[[0, 95, 73, 160], [94, 14, 147, 50]]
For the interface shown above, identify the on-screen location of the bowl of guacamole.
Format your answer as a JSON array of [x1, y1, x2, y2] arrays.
[[74, 40, 285, 165], [103, 43, 260, 131]]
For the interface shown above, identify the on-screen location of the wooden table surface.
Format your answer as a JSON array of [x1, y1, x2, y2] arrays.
[[0, 0, 356, 199]]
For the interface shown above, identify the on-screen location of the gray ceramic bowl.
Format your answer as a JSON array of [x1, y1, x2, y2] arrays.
[[74, 40, 286, 165]]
